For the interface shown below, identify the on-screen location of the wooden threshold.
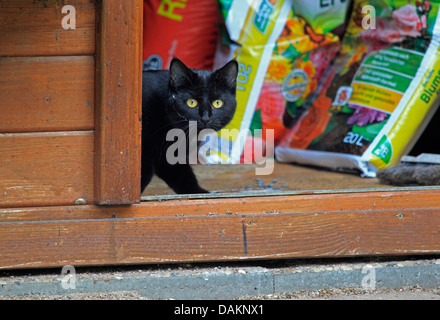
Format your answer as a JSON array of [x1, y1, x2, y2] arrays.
[[141, 185, 440, 201], [1, 188, 439, 270]]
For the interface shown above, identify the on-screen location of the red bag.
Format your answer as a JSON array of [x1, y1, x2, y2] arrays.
[[143, 0, 219, 70]]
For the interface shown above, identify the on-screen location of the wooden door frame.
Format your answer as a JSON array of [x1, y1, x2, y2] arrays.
[[94, 0, 143, 205]]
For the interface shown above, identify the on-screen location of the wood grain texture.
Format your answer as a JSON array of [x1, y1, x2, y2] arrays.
[[0, 0, 95, 57], [0, 131, 94, 208], [142, 162, 384, 196], [0, 56, 94, 133], [0, 189, 439, 269], [94, 0, 142, 204]]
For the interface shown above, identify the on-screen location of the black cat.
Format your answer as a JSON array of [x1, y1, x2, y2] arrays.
[[141, 58, 238, 194]]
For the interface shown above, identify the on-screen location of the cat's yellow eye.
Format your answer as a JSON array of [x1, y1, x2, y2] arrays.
[[212, 99, 223, 108], [186, 99, 198, 108]]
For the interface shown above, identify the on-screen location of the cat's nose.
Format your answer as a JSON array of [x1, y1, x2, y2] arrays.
[[201, 113, 210, 124]]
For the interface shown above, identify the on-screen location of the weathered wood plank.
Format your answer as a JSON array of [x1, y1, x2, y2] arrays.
[[2, 189, 440, 220], [0, 215, 245, 269], [94, 0, 143, 204], [0, 190, 439, 269], [243, 208, 440, 258], [0, 131, 94, 208], [0, 0, 95, 57], [0, 56, 94, 133]]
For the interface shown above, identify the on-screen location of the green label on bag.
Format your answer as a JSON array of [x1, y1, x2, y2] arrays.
[[372, 135, 392, 164]]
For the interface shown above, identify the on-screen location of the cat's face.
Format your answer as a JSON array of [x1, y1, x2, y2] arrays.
[[166, 58, 238, 132]]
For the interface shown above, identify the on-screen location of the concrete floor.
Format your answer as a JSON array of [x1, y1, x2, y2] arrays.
[[1, 257, 439, 300]]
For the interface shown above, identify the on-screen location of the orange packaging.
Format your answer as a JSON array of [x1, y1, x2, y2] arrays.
[[142, 0, 219, 70]]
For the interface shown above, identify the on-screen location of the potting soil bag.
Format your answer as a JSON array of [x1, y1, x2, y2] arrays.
[[198, 0, 291, 165], [245, 0, 349, 163], [202, 0, 349, 165], [142, 0, 219, 70], [275, 0, 440, 177]]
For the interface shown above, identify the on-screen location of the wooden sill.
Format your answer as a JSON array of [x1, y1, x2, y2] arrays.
[[1, 180, 439, 269]]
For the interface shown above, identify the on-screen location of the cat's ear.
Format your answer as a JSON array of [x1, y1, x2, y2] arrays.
[[215, 59, 238, 88], [169, 58, 193, 87]]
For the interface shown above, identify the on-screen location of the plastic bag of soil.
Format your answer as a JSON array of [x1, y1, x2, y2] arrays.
[[142, 0, 219, 70], [203, 0, 349, 166], [275, 0, 440, 177], [199, 0, 291, 165]]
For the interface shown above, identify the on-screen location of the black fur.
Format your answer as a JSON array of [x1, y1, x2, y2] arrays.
[[141, 58, 238, 194]]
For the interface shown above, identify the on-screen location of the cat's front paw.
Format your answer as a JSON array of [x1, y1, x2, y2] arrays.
[[194, 187, 210, 194]]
